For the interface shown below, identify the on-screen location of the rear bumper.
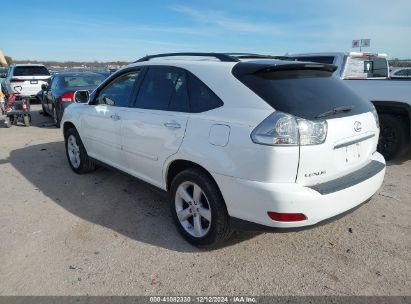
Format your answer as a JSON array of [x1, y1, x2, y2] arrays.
[[213, 152, 386, 228]]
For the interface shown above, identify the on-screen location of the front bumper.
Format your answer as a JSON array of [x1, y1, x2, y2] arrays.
[[213, 152, 386, 229]]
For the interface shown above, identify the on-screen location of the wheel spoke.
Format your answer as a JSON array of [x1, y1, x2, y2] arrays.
[[193, 184, 202, 203], [177, 186, 193, 204], [193, 215, 203, 237], [177, 208, 191, 222], [198, 207, 211, 222]]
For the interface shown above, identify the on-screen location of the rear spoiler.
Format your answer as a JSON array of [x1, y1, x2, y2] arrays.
[[232, 61, 338, 76]]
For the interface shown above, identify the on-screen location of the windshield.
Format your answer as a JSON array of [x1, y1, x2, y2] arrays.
[[234, 68, 374, 120], [62, 75, 105, 88], [14, 66, 50, 76], [343, 56, 388, 79]]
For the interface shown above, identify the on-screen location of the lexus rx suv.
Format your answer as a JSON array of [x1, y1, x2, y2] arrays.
[[61, 53, 386, 247]]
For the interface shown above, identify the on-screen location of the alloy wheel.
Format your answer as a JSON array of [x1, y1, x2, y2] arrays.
[[67, 134, 81, 168], [175, 181, 212, 238]]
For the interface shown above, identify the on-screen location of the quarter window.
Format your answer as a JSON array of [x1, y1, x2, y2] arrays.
[[97, 71, 139, 107], [188, 74, 223, 113]]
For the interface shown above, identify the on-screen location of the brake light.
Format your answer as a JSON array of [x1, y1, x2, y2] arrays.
[[267, 212, 307, 222], [251, 111, 328, 146], [61, 92, 75, 102], [11, 79, 24, 83]]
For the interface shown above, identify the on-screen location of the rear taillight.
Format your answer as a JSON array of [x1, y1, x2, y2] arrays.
[[61, 92, 75, 102], [11, 79, 24, 83], [251, 111, 327, 146], [267, 212, 307, 222]]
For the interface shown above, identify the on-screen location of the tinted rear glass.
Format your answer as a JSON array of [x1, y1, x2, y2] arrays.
[[235, 69, 373, 120], [14, 66, 50, 76], [62, 75, 105, 88]]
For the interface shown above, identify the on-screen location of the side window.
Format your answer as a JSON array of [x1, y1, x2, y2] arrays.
[[97, 71, 139, 107], [395, 69, 407, 76], [135, 68, 189, 112], [188, 74, 223, 113]]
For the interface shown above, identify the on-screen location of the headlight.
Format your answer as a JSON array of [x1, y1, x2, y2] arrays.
[[251, 111, 328, 146]]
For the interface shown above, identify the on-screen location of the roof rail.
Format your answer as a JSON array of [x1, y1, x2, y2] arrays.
[[135, 52, 240, 63]]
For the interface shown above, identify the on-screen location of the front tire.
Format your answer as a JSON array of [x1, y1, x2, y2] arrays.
[[169, 168, 232, 247], [64, 128, 96, 174], [378, 114, 408, 160]]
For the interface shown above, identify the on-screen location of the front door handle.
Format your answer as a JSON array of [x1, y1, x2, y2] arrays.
[[110, 114, 121, 121], [164, 120, 181, 129]]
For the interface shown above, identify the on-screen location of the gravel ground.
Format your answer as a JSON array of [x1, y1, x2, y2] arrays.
[[0, 105, 410, 296]]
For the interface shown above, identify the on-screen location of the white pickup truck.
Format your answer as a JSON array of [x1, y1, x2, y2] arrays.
[[289, 52, 411, 160]]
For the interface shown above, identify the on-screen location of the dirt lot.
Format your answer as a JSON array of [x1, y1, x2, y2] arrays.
[[0, 105, 410, 296]]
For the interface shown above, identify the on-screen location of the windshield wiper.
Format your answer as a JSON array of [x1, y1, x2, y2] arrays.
[[316, 106, 353, 119]]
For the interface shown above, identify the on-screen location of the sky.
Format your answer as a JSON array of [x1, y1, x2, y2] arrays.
[[1, 0, 410, 61]]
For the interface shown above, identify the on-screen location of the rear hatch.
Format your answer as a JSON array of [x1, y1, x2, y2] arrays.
[[11, 66, 50, 94], [232, 61, 379, 186], [297, 112, 378, 186]]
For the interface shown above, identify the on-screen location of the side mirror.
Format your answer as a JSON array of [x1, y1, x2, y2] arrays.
[[74, 90, 90, 103], [41, 83, 48, 91]]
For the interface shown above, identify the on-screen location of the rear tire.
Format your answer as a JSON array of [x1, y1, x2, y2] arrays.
[[64, 127, 96, 174], [169, 168, 232, 248], [53, 106, 61, 128], [378, 114, 408, 160]]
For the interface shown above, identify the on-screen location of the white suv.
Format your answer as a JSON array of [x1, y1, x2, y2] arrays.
[[61, 53, 386, 247], [3, 64, 50, 98]]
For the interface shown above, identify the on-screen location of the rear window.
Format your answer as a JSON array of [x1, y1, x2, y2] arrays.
[[62, 75, 105, 88], [14, 66, 50, 76], [343, 57, 388, 78], [234, 68, 373, 120]]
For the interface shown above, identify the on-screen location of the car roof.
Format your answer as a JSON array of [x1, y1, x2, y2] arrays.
[[122, 58, 333, 73], [12, 64, 47, 67], [54, 72, 104, 77]]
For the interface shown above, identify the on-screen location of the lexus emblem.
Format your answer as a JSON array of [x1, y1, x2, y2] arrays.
[[354, 121, 362, 132]]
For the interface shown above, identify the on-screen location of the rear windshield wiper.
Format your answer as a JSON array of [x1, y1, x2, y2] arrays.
[[316, 106, 353, 119]]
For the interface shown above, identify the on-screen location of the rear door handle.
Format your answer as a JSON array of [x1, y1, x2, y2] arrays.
[[110, 114, 121, 121], [164, 120, 181, 129]]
